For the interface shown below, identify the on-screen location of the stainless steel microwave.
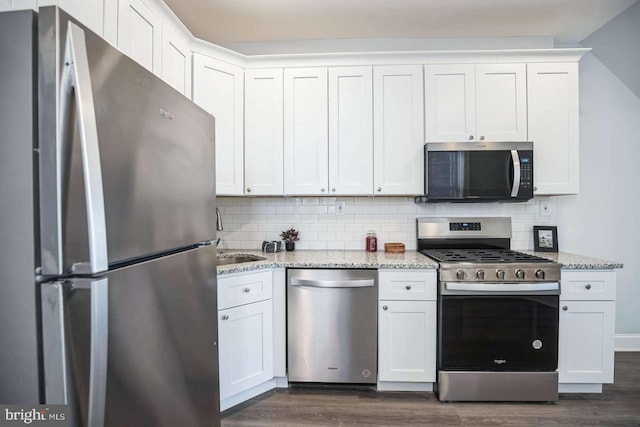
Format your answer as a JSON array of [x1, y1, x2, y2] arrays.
[[421, 141, 534, 202]]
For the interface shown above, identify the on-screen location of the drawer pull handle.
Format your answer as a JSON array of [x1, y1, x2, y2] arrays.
[[243, 287, 251, 293], [382, 305, 388, 311], [585, 284, 591, 290], [405, 285, 412, 290], [222, 315, 229, 320], [562, 306, 568, 311]]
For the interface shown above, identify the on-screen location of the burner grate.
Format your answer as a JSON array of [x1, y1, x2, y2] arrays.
[[420, 249, 552, 264]]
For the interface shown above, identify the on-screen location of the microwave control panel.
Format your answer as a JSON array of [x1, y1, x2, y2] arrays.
[[520, 155, 533, 190]]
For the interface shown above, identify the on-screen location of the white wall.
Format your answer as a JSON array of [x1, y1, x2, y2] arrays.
[[217, 197, 555, 251], [554, 1, 640, 336], [555, 53, 640, 335]]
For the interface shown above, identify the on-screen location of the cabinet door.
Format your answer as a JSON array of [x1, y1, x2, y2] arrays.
[[378, 300, 436, 382], [218, 299, 274, 400], [475, 63, 527, 142], [117, 0, 162, 75], [328, 66, 373, 195], [528, 62, 579, 195], [245, 69, 284, 195], [283, 67, 328, 195], [373, 65, 424, 195], [193, 54, 244, 195], [58, 0, 104, 35], [424, 64, 476, 142], [161, 24, 191, 97], [558, 300, 615, 384]]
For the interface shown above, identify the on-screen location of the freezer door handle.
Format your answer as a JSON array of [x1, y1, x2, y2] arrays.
[[41, 279, 109, 427], [88, 278, 109, 427], [59, 22, 108, 274]]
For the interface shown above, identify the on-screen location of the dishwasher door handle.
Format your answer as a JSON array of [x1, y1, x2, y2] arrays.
[[290, 278, 375, 288]]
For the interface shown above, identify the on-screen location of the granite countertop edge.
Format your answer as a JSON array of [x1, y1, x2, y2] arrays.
[[216, 249, 622, 275]]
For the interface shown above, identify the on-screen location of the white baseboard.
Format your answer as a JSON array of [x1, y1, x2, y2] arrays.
[[220, 379, 277, 412], [615, 334, 640, 351]]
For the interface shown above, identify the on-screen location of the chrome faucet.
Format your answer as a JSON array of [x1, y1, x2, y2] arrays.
[[216, 207, 223, 232]]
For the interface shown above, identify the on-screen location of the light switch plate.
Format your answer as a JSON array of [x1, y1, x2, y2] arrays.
[[540, 199, 554, 217], [335, 201, 346, 216]]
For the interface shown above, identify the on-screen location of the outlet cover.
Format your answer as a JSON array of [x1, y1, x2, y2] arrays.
[[540, 200, 554, 217], [336, 201, 346, 216]]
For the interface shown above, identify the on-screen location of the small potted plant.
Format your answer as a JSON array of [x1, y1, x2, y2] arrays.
[[280, 228, 300, 251]]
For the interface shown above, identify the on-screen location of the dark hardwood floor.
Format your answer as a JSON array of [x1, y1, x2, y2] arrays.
[[222, 352, 640, 426]]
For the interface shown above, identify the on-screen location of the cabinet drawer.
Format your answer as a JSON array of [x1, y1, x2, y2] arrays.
[[219, 270, 273, 310], [379, 270, 437, 301], [561, 271, 616, 301]]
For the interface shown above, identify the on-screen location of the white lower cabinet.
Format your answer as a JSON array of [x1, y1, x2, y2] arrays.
[[558, 271, 616, 386], [377, 270, 437, 386], [378, 300, 436, 382], [218, 299, 274, 400], [218, 270, 275, 409]]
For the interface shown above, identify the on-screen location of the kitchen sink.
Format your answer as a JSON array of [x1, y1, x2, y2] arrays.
[[216, 255, 266, 266]]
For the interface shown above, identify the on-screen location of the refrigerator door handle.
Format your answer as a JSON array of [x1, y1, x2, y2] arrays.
[[41, 278, 109, 427], [88, 278, 109, 427], [59, 22, 108, 274]]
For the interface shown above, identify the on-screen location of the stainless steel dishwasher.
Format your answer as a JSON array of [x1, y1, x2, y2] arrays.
[[287, 269, 378, 384]]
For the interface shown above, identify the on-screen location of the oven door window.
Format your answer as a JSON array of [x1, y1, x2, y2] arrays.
[[439, 295, 558, 371]]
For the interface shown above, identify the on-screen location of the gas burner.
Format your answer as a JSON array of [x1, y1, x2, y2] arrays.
[[420, 248, 553, 264]]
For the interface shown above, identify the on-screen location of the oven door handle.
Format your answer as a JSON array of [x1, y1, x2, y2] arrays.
[[443, 282, 560, 295]]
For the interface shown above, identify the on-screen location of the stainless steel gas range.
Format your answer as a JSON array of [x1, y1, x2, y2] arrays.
[[417, 217, 561, 402]]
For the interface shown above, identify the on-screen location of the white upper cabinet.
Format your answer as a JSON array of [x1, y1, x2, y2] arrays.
[[161, 23, 192, 97], [424, 64, 476, 142], [425, 63, 526, 143], [117, 0, 162, 75], [245, 68, 284, 196], [58, 0, 104, 35], [475, 63, 527, 142], [283, 67, 329, 195], [193, 54, 244, 195], [328, 66, 374, 195], [373, 65, 424, 195], [527, 62, 579, 195]]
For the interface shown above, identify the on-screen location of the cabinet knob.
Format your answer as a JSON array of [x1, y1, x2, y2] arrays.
[[246, 187, 251, 193], [469, 135, 474, 140], [243, 287, 251, 293], [222, 314, 229, 320], [562, 306, 568, 311], [382, 305, 388, 311], [534, 186, 538, 192], [377, 187, 382, 192], [331, 188, 336, 192], [480, 136, 485, 141], [585, 284, 591, 290], [321, 187, 326, 192], [405, 284, 412, 290]]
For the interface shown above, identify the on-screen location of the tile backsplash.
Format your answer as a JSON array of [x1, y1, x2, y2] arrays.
[[217, 197, 555, 251]]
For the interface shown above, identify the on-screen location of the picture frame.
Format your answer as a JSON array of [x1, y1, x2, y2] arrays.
[[533, 226, 558, 252]]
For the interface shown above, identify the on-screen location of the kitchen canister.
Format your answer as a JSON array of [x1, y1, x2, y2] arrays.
[[366, 230, 377, 252]]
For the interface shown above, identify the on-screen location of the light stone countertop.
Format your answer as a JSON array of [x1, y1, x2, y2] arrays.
[[521, 251, 623, 270], [216, 250, 438, 275], [216, 249, 622, 275], [218, 249, 622, 274]]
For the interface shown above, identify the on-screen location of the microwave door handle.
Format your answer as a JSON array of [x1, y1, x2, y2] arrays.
[[511, 150, 521, 197]]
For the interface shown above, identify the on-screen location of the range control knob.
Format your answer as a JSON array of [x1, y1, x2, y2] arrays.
[[535, 269, 546, 280], [496, 269, 506, 280], [516, 269, 526, 279], [456, 269, 467, 280], [476, 270, 486, 280]]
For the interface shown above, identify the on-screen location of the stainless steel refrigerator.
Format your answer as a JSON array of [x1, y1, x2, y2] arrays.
[[0, 7, 220, 426]]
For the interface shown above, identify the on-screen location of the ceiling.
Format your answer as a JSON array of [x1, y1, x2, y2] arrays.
[[165, 0, 637, 52]]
